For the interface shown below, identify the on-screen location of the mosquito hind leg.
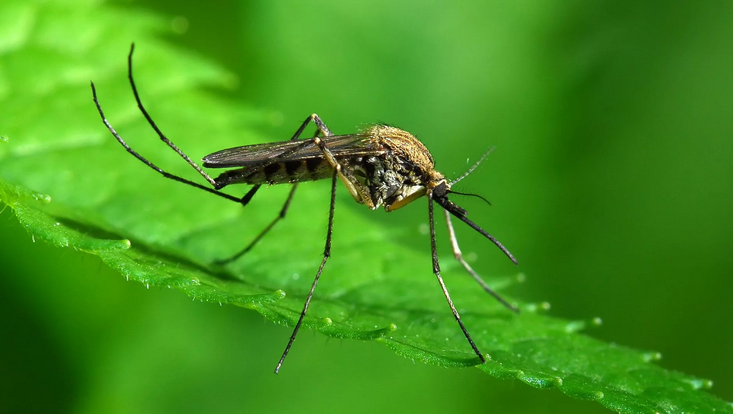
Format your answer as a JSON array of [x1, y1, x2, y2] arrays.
[[125, 43, 219, 187], [91, 44, 256, 206]]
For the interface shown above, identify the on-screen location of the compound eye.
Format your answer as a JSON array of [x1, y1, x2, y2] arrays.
[[432, 180, 449, 198]]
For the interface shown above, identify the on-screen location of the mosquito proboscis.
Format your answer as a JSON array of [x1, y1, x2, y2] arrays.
[[90, 44, 519, 374]]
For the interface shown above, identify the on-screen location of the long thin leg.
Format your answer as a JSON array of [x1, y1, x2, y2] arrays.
[[216, 184, 299, 265], [91, 43, 254, 205], [94, 69, 336, 263], [91, 81, 248, 205], [126, 43, 219, 187], [275, 168, 339, 374], [444, 209, 518, 313], [428, 192, 486, 364], [268, 116, 345, 372]]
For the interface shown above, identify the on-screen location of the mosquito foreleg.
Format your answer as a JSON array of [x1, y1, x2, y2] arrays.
[[429, 192, 486, 364]]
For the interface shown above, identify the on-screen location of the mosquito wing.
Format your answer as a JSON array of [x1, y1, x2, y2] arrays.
[[202, 134, 383, 168]]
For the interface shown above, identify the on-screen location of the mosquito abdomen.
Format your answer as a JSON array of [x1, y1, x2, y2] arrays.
[[213, 158, 334, 187]]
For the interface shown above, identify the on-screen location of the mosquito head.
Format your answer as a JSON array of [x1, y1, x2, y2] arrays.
[[431, 180, 466, 215], [430, 180, 491, 211]]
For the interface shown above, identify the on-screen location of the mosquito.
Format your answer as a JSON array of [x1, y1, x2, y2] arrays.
[[90, 44, 519, 374]]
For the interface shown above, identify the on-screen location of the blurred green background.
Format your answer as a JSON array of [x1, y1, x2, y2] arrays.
[[1, 0, 732, 413]]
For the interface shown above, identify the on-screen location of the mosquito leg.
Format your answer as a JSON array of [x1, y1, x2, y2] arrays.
[[290, 114, 342, 171], [271, 113, 334, 165], [240, 113, 333, 175], [91, 43, 260, 206], [91, 81, 249, 205], [275, 169, 338, 374], [261, 113, 334, 167], [124, 43, 220, 187], [428, 192, 486, 364], [444, 209, 518, 313], [294, 116, 371, 207], [309, 113, 333, 136], [215, 184, 299, 265]]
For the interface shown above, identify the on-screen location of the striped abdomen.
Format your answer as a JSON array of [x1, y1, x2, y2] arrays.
[[213, 158, 334, 187]]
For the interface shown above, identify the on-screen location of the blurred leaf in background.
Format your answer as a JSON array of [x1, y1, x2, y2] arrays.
[[1, 0, 732, 413]]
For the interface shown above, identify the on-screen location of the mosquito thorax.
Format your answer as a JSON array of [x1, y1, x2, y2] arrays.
[[430, 179, 467, 216], [349, 125, 446, 212]]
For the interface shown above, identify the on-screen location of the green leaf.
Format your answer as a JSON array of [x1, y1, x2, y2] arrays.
[[1, 1, 730, 413]]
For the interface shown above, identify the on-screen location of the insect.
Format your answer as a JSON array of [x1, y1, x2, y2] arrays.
[[90, 44, 518, 374]]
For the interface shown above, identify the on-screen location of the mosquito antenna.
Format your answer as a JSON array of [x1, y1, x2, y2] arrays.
[[449, 146, 495, 186], [448, 190, 492, 207]]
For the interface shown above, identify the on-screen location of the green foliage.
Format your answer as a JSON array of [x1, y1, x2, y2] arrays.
[[1, 1, 731, 413]]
